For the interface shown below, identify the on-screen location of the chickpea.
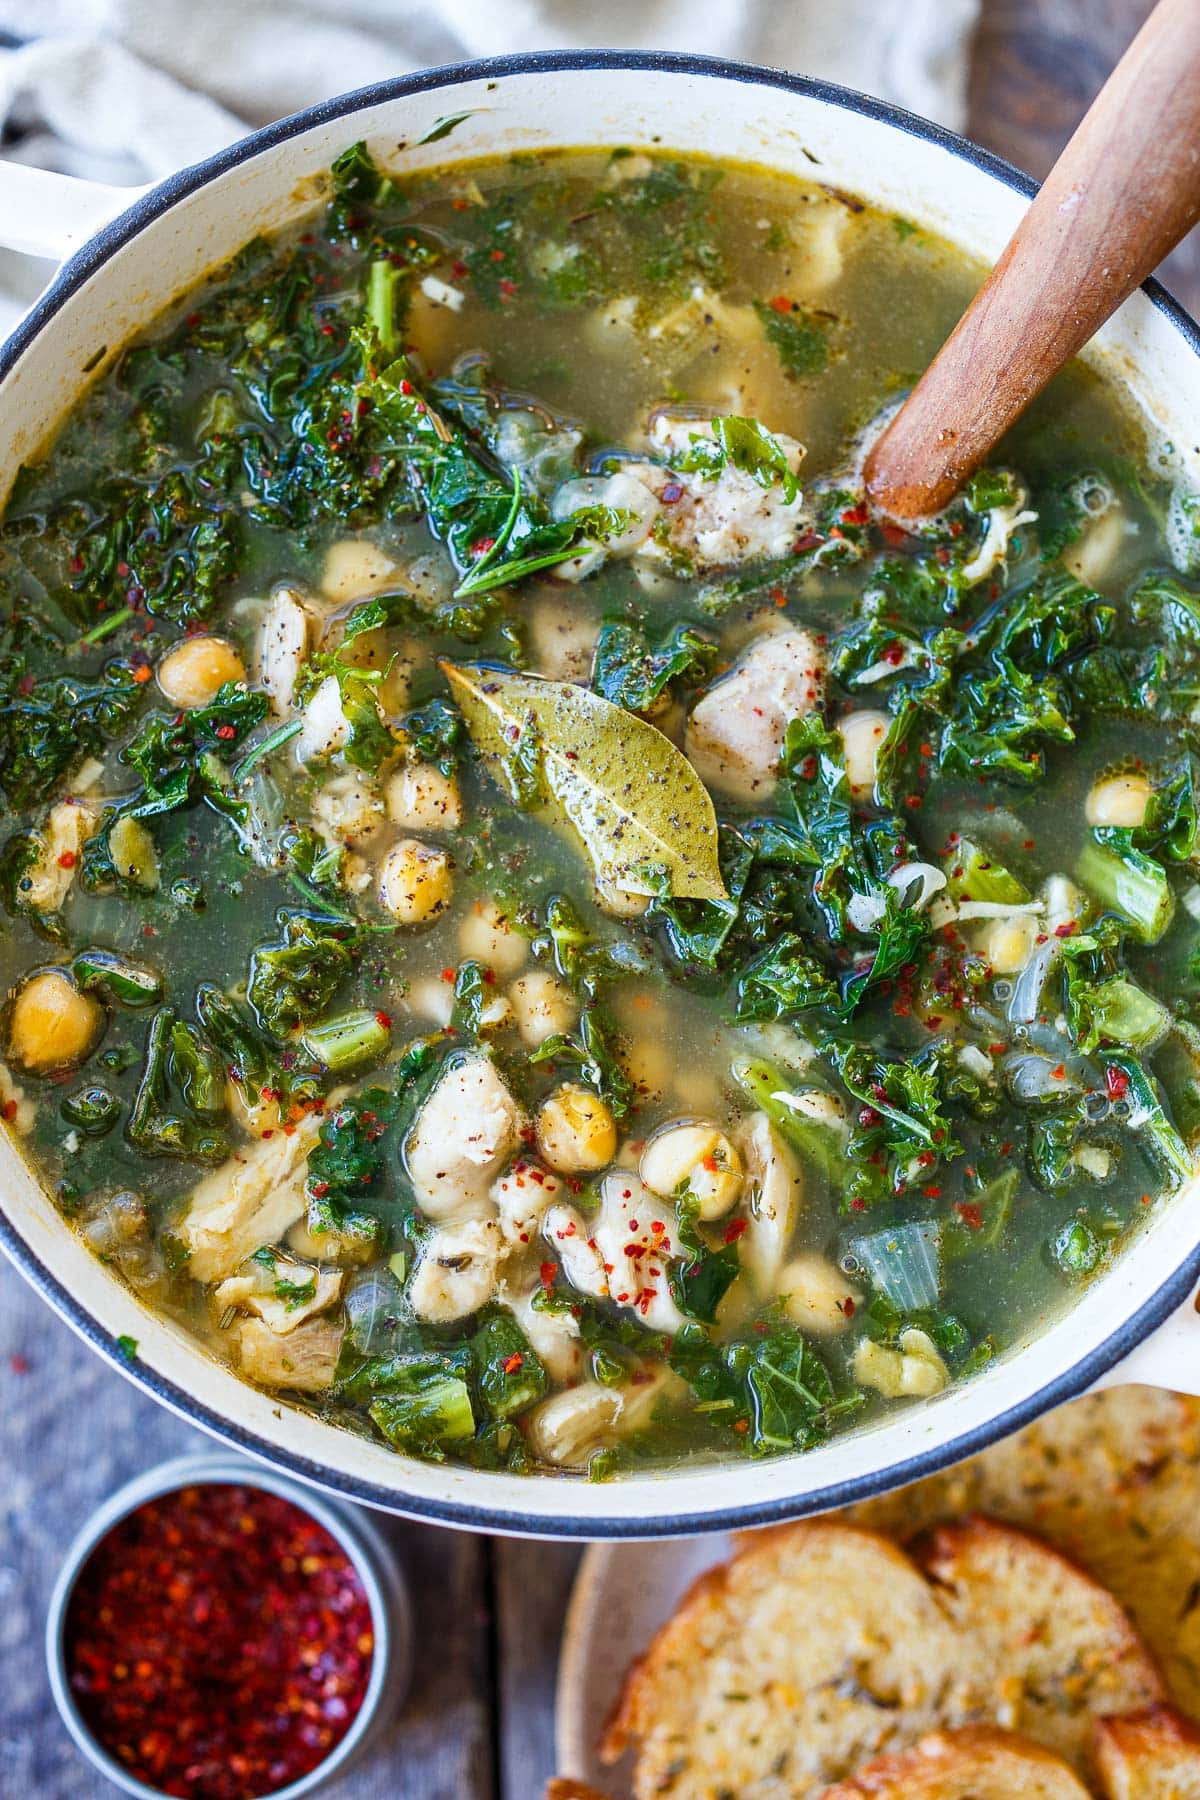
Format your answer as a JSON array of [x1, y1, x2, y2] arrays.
[[1086, 771, 1152, 830], [377, 838, 453, 925], [640, 1121, 743, 1219], [837, 709, 889, 802], [509, 970, 577, 1048], [386, 763, 462, 833], [982, 914, 1037, 976], [320, 537, 397, 603], [458, 899, 527, 975], [156, 636, 245, 709], [620, 1034, 670, 1104], [537, 1084, 617, 1173], [594, 875, 651, 919], [780, 1254, 861, 1335], [9, 969, 103, 1074]]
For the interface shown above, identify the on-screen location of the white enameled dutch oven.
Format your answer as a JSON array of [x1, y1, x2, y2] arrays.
[[1, 52, 1199, 1539]]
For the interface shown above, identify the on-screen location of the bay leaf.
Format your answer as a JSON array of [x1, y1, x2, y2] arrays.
[[440, 661, 727, 902]]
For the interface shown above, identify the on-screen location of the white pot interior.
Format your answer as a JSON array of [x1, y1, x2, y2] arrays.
[[4, 60, 1199, 1534]]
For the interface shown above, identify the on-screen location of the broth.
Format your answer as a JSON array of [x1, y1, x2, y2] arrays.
[[0, 142, 1196, 1476]]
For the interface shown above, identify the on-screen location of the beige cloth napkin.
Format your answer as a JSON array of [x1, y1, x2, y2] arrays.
[[0, 0, 979, 327]]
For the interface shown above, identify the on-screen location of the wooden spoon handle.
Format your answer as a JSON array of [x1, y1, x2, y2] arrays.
[[864, 0, 1200, 522]]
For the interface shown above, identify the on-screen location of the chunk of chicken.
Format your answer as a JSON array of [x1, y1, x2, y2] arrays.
[[959, 478, 1037, 586], [526, 1365, 675, 1468], [405, 1053, 526, 1219], [408, 1216, 503, 1323], [738, 1112, 803, 1297], [636, 413, 807, 569], [22, 799, 100, 913], [216, 1255, 343, 1335], [295, 674, 352, 763], [311, 770, 385, 851], [685, 627, 826, 801], [492, 1158, 566, 1247], [237, 1314, 343, 1393], [181, 1111, 324, 1282], [543, 1201, 608, 1299], [551, 411, 807, 581], [256, 586, 310, 716], [546, 1174, 686, 1333], [499, 1278, 582, 1384]]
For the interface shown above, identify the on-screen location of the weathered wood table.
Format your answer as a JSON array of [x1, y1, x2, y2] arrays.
[[2, 5, 1196, 1795]]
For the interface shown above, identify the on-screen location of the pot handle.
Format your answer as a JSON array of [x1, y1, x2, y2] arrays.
[[0, 163, 144, 263], [1089, 1280, 1200, 1396]]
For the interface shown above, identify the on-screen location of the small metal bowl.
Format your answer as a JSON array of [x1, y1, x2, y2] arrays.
[[45, 1451, 411, 1800]]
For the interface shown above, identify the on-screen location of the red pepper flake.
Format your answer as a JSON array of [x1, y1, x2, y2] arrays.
[[131, 665, 152, 684], [1054, 921, 1078, 939], [1051, 1063, 1067, 1080], [1106, 1065, 1130, 1101], [956, 1202, 983, 1231], [498, 277, 517, 299], [63, 1484, 373, 1800], [214, 723, 237, 741], [374, 1011, 392, 1030], [768, 294, 792, 313], [723, 1218, 748, 1244], [57, 850, 77, 870], [539, 1261, 557, 1291], [923, 1184, 942, 1200], [440, 967, 455, 983], [501, 1352, 524, 1375], [489, 248, 506, 262]]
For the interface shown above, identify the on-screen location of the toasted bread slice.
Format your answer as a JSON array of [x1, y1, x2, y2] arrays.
[[817, 1726, 1093, 1798], [606, 1517, 1163, 1799], [1092, 1706, 1200, 1799], [603, 1522, 967, 1797], [849, 1387, 1200, 1719], [914, 1517, 1165, 1769]]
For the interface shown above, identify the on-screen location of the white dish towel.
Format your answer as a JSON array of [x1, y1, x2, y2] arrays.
[[0, 0, 979, 331]]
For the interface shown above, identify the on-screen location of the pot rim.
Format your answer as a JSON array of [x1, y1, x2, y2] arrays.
[[3, 48, 1199, 1538]]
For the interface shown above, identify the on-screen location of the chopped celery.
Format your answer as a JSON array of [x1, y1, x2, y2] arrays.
[[369, 1378, 475, 1451], [944, 836, 1030, 906], [1078, 835, 1175, 943], [847, 1220, 941, 1309], [301, 1007, 391, 1072], [1080, 977, 1169, 1051]]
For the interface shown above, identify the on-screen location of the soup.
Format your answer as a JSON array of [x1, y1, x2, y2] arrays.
[[2, 141, 1198, 1476]]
